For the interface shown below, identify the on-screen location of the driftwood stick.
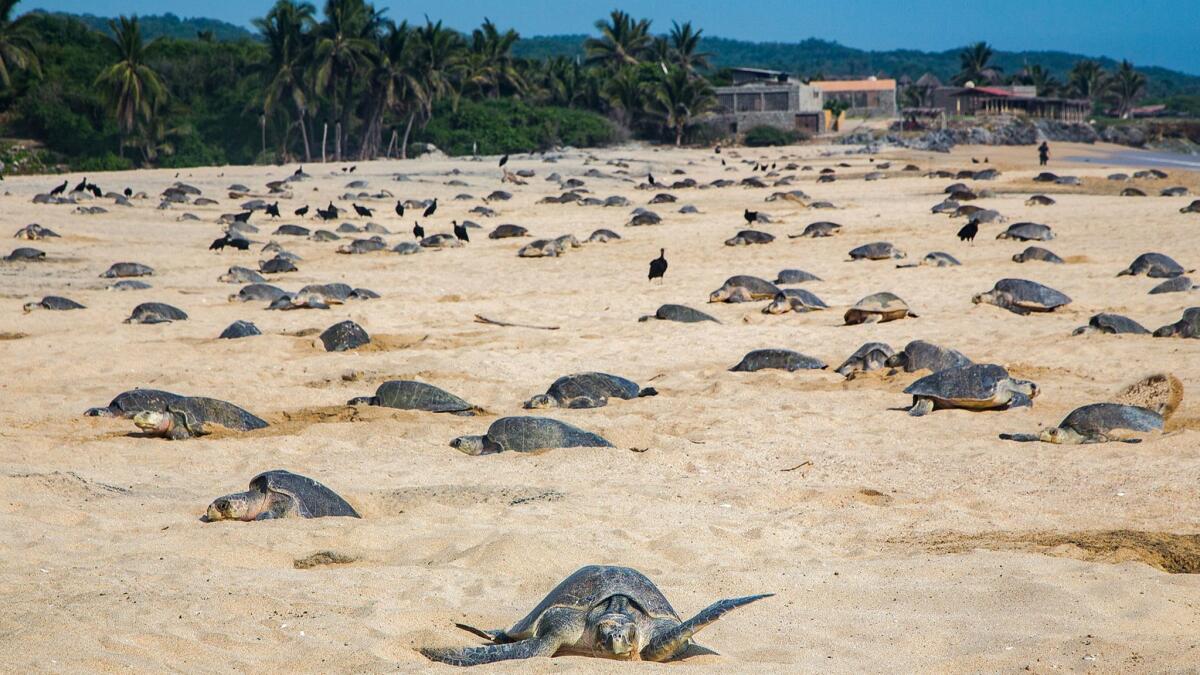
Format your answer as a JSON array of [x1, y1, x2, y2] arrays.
[[474, 314, 560, 331]]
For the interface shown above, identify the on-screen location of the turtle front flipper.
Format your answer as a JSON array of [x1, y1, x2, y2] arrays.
[[1006, 392, 1034, 409], [454, 623, 507, 642], [908, 397, 934, 417], [565, 396, 606, 409], [420, 636, 560, 666], [998, 433, 1041, 442], [641, 594, 772, 662]]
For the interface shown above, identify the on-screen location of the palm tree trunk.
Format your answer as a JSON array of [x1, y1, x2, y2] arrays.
[[386, 129, 398, 158], [400, 112, 416, 160], [298, 105, 312, 163], [321, 123, 328, 163], [675, 126, 682, 147], [335, 122, 342, 162]]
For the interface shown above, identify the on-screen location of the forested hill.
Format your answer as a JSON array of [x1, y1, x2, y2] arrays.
[[36, 11, 256, 41], [513, 35, 1200, 99]]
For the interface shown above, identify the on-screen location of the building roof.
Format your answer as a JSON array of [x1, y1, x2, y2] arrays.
[[959, 86, 1015, 97], [731, 67, 786, 76], [810, 79, 896, 92]]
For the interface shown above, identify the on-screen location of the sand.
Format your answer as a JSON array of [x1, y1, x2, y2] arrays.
[[1, 141, 1199, 672]]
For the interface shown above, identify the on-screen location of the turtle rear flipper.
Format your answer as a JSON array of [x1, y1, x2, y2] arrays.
[[1007, 392, 1034, 409], [421, 636, 560, 666], [908, 398, 935, 417], [454, 623, 506, 643], [565, 396, 606, 409], [638, 387, 659, 398], [642, 594, 772, 662], [999, 433, 1040, 442]]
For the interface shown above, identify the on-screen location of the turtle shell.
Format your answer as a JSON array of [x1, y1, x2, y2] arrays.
[[641, 304, 719, 324], [845, 292, 911, 324], [489, 224, 529, 239], [367, 380, 475, 413], [773, 269, 821, 284], [730, 349, 826, 372], [991, 279, 1071, 309], [252, 470, 359, 518], [545, 373, 641, 402], [997, 223, 1053, 241], [170, 396, 268, 432], [1119, 252, 1186, 278], [1086, 313, 1149, 334], [904, 364, 1012, 406], [483, 417, 612, 452], [1058, 403, 1163, 437], [126, 302, 188, 324], [86, 389, 182, 417], [504, 566, 679, 640]]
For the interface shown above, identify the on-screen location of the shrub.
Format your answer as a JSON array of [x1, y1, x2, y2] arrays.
[[743, 125, 799, 147], [416, 99, 616, 156], [72, 153, 134, 172]]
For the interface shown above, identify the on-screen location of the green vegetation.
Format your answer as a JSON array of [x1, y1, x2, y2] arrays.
[[742, 125, 798, 147], [417, 99, 615, 155]]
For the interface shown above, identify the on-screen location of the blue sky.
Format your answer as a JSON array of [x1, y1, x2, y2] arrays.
[[22, 0, 1200, 74]]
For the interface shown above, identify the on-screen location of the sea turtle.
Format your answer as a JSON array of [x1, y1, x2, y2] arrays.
[[996, 222, 1053, 241], [1181, 200, 1200, 214], [230, 283, 287, 303], [13, 224, 59, 239], [791, 222, 840, 238], [125, 302, 188, 324], [219, 320, 261, 339], [1162, 186, 1189, 197], [762, 288, 828, 314], [586, 229, 621, 243], [523, 373, 658, 409], [1107, 173, 1129, 181], [205, 470, 360, 521], [320, 320, 370, 351], [219, 266, 267, 284], [1117, 252, 1189, 278], [518, 239, 566, 258], [1120, 187, 1146, 197], [421, 234, 463, 249], [638, 304, 719, 324], [393, 242, 421, 255], [724, 230, 774, 246], [1071, 313, 1150, 336], [649, 193, 677, 204], [1012, 246, 1064, 264], [999, 403, 1164, 444], [972, 279, 1071, 315], [260, 255, 298, 273], [337, 237, 387, 254], [628, 211, 662, 227], [85, 389, 182, 417], [420, 565, 770, 666], [273, 224, 310, 236], [450, 417, 612, 455], [348, 380, 480, 415], [834, 342, 894, 376], [23, 296, 85, 312], [898, 251, 960, 268], [773, 269, 821, 284], [708, 276, 779, 303], [5, 247, 45, 262], [311, 229, 341, 242], [1149, 277, 1196, 294], [489, 224, 529, 239], [849, 242, 905, 261], [844, 292, 916, 325], [1025, 195, 1056, 206], [931, 199, 959, 214], [730, 349, 826, 372], [132, 396, 268, 439], [108, 280, 151, 291], [885, 340, 971, 373], [1133, 169, 1168, 179], [903, 363, 1038, 416], [1153, 307, 1200, 338], [101, 262, 154, 278]]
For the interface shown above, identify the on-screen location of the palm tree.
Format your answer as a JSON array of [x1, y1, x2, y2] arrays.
[[668, 21, 710, 74], [95, 16, 167, 159], [467, 18, 524, 99], [310, 0, 381, 160], [1067, 60, 1107, 102], [411, 19, 464, 118], [0, 0, 40, 89], [584, 10, 651, 70], [954, 41, 1000, 86], [254, 0, 317, 161], [602, 64, 647, 129], [1016, 63, 1060, 97], [361, 20, 425, 159], [646, 66, 714, 146], [1107, 60, 1146, 119]]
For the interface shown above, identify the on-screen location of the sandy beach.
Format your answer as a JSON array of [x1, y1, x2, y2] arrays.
[[1, 140, 1198, 672]]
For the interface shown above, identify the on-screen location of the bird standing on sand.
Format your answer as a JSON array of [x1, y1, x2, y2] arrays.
[[353, 203, 373, 218], [123, 187, 133, 198], [50, 180, 67, 196], [294, 166, 304, 176], [957, 219, 979, 243], [413, 221, 425, 239], [233, 211, 252, 224], [743, 209, 759, 224], [499, 154, 508, 168], [648, 172, 656, 186], [265, 202, 281, 218], [453, 220, 469, 242], [73, 177, 88, 192], [423, 198, 438, 218], [395, 200, 405, 217], [648, 249, 667, 282], [295, 205, 309, 217]]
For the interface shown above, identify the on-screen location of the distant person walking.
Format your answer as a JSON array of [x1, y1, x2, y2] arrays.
[[1038, 141, 1050, 166]]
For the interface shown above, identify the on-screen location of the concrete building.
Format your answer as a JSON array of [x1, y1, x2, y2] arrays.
[[932, 85, 1090, 122], [810, 78, 897, 117], [712, 69, 825, 135]]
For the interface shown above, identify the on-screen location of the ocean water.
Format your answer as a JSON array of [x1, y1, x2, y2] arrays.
[[1065, 148, 1200, 171]]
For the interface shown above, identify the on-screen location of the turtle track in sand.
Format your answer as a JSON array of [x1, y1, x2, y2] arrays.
[[900, 530, 1200, 574]]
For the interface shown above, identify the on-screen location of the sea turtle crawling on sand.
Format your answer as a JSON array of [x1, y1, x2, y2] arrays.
[[218, 320, 261, 339], [1012, 246, 1064, 264], [762, 288, 828, 314], [848, 242, 905, 261], [5, 247, 46, 261], [231, 283, 287, 303], [101, 262, 154, 278], [1025, 195, 1056, 206], [773, 269, 821, 284], [518, 239, 567, 257], [898, 251, 960, 268], [730, 349, 826, 372], [125, 302, 188, 324], [450, 417, 612, 455], [844, 292, 916, 325], [219, 266, 267, 283], [1071, 313, 1150, 336], [1153, 307, 1200, 338], [524, 373, 658, 409], [1181, 200, 1200, 213], [420, 565, 771, 666], [1117, 252, 1190, 278], [348, 380, 481, 415], [724, 230, 774, 246], [996, 223, 1053, 241], [972, 279, 1070, 315], [708, 276, 779, 303], [489, 224, 529, 239], [638, 304, 719, 323], [904, 363, 1038, 416], [586, 229, 621, 243], [85, 389, 182, 417], [789, 221, 841, 238], [834, 342, 894, 377], [23, 296, 85, 312], [999, 403, 1164, 444], [1149, 277, 1197, 294], [885, 340, 972, 373], [205, 470, 360, 521], [132, 396, 268, 439]]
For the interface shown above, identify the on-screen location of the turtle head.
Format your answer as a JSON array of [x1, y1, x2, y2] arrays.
[[593, 614, 639, 659], [450, 435, 487, 456], [21, 301, 40, 313], [707, 289, 728, 303], [971, 292, 987, 305], [523, 394, 554, 410], [1039, 426, 1071, 444], [762, 297, 790, 315], [1014, 379, 1039, 399], [133, 410, 174, 436], [205, 489, 268, 522]]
